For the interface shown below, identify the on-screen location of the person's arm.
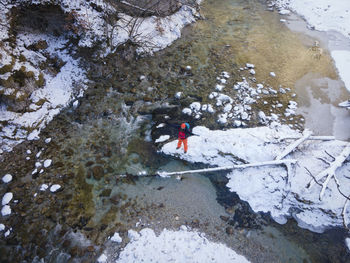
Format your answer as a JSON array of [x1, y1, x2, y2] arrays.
[[185, 129, 195, 137]]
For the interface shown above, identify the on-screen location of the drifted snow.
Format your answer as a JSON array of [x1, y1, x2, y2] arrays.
[[161, 125, 350, 233], [113, 227, 250, 263]]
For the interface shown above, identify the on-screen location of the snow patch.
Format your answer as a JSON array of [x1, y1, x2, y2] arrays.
[[155, 135, 170, 143], [2, 192, 13, 206], [114, 227, 250, 263], [2, 174, 12, 183]]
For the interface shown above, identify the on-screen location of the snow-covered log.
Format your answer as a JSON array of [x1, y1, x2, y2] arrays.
[[343, 198, 350, 230], [307, 143, 350, 200], [157, 159, 297, 177], [279, 135, 335, 141], [275, 130, 313, 160]]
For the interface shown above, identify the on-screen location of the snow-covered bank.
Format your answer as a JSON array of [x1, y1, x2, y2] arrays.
[[272, 0, 350, 92], [0, 0, 202, 154], [98, 226, 250, 263], [161, 125, 350, 233]]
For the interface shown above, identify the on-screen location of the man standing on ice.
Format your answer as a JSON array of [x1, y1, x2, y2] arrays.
[[166, 122, 194, 153]]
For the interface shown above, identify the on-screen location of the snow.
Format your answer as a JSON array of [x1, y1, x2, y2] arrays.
[[2, 174, 12, 183], [2, 193, 13, 206], [40, 184, 49, 191], [114, 5, 200, 55], [1, 205, 11, 216], [110, 232, 122, 243], [155, 135, 170, 143], [50, 184, 61, 192], [270, 72, 276, 77], [331, 50, 350, 92], [43, 159, 52, 168], [346, 238, 350, 251], [0, 224, 4, 231], [1, 0, 201, 154], [273, 0, 350, 91], [182, 108, 192, 115], [161, 125, 350, 233], [175, 92, 182, 99], [114, 227, 250, 263], [45, 138, 52, 144], [97, 254, 107, 263], [4, 229, 10, 237]]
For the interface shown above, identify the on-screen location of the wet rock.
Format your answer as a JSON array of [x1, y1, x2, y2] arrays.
[[220, 215, 229, 222], [226, 226, 234, 235], [225, 207, 235, 215], [110, 194, 120, 205], [100, 189, 112, 197], [91, 166, 104, 180], [70, 246, 84, 257], [86, 245, 95, 252], [35, 197, 44, 204], [191, 219, 200, 227], [62, 239, 71, 249]]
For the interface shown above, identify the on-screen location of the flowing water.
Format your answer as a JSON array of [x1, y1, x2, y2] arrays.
[[1, 0, 350, 262]]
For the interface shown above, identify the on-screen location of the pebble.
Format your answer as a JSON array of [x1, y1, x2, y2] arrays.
[[270, 72, 276, 77]]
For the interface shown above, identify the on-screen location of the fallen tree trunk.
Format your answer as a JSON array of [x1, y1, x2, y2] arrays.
[[157, 159, 297, 177], [280, 135, 335, 141], [307, 143, 350, 200], [343, 198, 350, 230], [275, 130, 313, 160]]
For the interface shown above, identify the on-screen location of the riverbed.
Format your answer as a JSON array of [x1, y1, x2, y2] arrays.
[[1, 0, 349, 262]]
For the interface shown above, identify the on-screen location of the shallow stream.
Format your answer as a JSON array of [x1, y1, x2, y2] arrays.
[[1, 0, 350, 262]]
